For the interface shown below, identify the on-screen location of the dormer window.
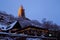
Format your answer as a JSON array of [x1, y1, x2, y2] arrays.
[[6, 25, 11, 29], [1, 27, 4, 29]]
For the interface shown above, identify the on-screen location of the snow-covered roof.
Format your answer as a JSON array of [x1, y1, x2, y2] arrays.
[[0, 12, 59, 31], [18, 19, 43, 28], [0, 18, 42, 31], [0, 21, 17, 31]]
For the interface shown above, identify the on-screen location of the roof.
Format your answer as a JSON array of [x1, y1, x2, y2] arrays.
[[0, 12, 59, 31], [0, 18, 59, 31], [0, 18, 43, 31], [0, 21, 17, 31]]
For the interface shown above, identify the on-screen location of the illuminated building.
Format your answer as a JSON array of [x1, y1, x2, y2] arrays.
[[0, 6, 58, 40]]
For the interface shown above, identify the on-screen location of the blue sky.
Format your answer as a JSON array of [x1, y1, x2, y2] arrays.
[[0, 0, 60, 25]]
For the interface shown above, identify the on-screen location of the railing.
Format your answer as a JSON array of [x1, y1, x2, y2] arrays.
[[0, 32, 57, 40]]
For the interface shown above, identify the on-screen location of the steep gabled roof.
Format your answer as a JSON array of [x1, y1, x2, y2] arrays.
[[0, 21, 17, 31], [9, 21, 21, 30]]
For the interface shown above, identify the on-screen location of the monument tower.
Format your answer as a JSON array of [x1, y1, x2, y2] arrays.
[[18, 5, 25, 18]]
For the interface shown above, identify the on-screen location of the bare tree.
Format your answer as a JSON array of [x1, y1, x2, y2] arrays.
[[42, 18, 59, 31]]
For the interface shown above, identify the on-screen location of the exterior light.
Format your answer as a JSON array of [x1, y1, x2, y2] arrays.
[[49, 34, 52, 36]]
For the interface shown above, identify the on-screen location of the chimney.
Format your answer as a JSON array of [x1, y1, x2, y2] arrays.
[[18, 5, 25, 18]]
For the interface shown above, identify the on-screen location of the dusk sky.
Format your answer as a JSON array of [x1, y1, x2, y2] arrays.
[[0, 0, 60, 25]]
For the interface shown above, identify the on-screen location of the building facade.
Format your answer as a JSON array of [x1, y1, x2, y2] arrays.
[[0, 6, 59, 40]]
